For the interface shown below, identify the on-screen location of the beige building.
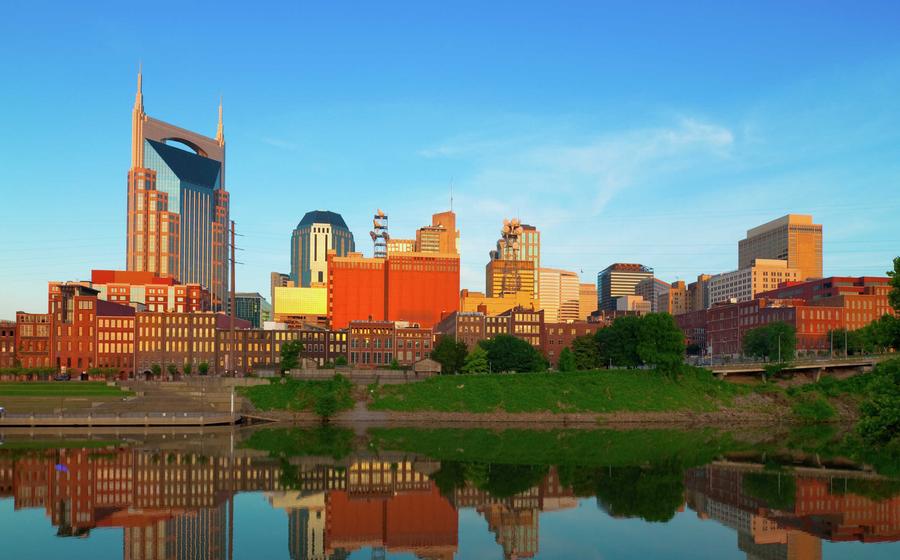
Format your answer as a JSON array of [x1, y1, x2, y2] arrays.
[[538, 268, 580, 323], [616, 295, 651, 314], [578, 283, 598, 320], [687, 274, 712, 311], [460, 289, 538, 316], [416, 210, 459, 254], [387, 238, 415, 255], [659, 280, 690, 315], [486, 259, 535, 298], [707, 259, 801, 306], [738, 214, 823, 280]]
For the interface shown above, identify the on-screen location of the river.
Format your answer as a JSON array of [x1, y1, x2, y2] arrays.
[[0, 425, 898, 559]]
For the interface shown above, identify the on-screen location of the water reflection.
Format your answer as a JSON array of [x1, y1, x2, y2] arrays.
[[0, 429, 898, 559]]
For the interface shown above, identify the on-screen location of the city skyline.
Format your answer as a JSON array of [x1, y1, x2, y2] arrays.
[[3, 2, 900, 318]]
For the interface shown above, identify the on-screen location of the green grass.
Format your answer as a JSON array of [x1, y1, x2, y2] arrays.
[[791, 394, 837, 423], [0, 382, 129, 398], [237, 377, 354, 412], [369, 367, 743, 413]]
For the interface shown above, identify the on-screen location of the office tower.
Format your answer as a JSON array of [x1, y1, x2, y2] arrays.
[[415, 210, 460, 254], [235, 292, 271, 328], [596, 264, 654, 311], [635, 277, 670, 313], [687, 273, 712, 312], [738, 214, 823, 280], [658, 280, 689, 315], [578, 283, 598, 320], [290, 211, 355, 287], [707, 259, 801, 306], [538, 268, 580, 322], [486, 259, 535, 298], [486, 218, 537, 298], [125, 69, 230, 310], [520, 224, 541, 296]]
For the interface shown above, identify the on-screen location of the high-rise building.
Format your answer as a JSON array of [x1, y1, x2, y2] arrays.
[[125, 69, 230, 310], [290, 211, 355, 287], [235, 292, 271, 328], [596, 264, 654, 311], [538, 268, 580, 323], [687, 274, 712, 312], [415, 211, 459, 254], [486, 259, 535, 298], [578, 283, 598, 321], [738, 214, 823, 280], [520, 224, 541, 296], [707, 258, 801, 306], [636, 277, 670, 313], [658, 280, 690, 315]]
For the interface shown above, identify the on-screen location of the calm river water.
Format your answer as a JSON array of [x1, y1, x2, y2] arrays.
[[0, 426, 898, 559]]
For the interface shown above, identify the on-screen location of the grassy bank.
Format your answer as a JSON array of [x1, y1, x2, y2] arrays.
[[237, 376, 353, 412], [369, 367, 743, 413], [0, 382, 130, 398]]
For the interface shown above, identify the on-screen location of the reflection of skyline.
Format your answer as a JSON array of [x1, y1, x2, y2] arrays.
[[1, 445, 899, 559], [685, 462, 900, 560]]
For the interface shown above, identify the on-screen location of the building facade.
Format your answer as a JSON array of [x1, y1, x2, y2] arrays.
[[635, 277, 670, 313], [541, 322, 603, 366], [290, 210, 355, 287], [538, 268, 580, 323], [687, 274, 712, 312], [90, 269, 210, 313], [125, 69, 229, 310], [738, 214, 823, 280], [347, 321, 434, 369], [0, 320, 16, 368], [486, 259, 535, 298], [659, 280, 690, 316], [215, 327, 348, 372], [707, 259, 801, 307], [235, 292, 272, 329], [578, 283, 598, 321], [597, 264, 654, 311], [14, 312, 50, 368]]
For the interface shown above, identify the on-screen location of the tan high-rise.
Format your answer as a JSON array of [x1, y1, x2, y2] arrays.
[[738, 214, 822, 280], [538, 268, 580, 323], [578, 283, 598, 320], [126, 68, 230, 311]]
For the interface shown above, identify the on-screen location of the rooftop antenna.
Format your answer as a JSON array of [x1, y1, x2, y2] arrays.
[[449, 178, 454, 211]]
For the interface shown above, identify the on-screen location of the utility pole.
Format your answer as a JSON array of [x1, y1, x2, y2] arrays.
[[230, 220, 236, 377]]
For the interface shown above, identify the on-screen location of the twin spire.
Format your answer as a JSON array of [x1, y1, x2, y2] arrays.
[[135, 64, 224, 144]]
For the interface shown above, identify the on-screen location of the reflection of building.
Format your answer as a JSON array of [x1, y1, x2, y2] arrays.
[[739, 214, 823, 281]]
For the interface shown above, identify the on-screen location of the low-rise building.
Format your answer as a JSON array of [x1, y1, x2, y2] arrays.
[[615, 295, 651, 314], [14, 312, 50, 368], [348, 321, 433, 369], [541, 322, 603, 366], [235, 292, 272, 328], [0, 320, 15, 368], [90, 269, 210, 313], [215, 327, 348, 373]]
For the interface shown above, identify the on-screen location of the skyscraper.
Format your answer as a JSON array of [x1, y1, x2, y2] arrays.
[[738, 214, 823, 280], [290, 210, 355, 287], [125, 69, 230, 310], [538, 268, 580, 322], [596, 263, 654, 311]]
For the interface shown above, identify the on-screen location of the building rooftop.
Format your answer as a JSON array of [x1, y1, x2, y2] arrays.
[[745, 214, 817, 237], [297, 210, 349, 230]]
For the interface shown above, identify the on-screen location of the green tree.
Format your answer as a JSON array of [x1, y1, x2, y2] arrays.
[[636, 313, 685, 374], [431, 336, 468, 375], [389, 358, 402, 370], [280, 340, 304, 374], [150, 363, 162, 379], [557, 347, 577, 372], [571, 334, 600, 370], [479, 334, 545, 373], [314, 392, 339, 424], [888, 256, 900, 313], [198, 361, 210, 376], [596, 316, 643, 368], [166, 363, 178, 379], [183, 362, 193, 376], [858, 359, 900, 446], [743, 322, 796, 363], [334, 355, 348, 367], [461, 346, 490, 374]]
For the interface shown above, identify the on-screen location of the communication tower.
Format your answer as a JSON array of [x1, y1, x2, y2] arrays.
[[369, 209, 389, 258]]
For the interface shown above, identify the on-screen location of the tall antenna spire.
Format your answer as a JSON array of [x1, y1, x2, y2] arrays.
[[449, 178, 454, 211], [134, 61, 144, 112], [216, 95, 224, 144]]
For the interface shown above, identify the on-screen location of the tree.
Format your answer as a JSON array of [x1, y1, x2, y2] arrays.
[[479, 334, 546, 373], [461, 346, 490, 374], [389, 358, 402, 370], [150, 363, 162, 379], [743, 322, 796, 363], [431, 336, 468, 375], [596, 315, 643, 368], [888, 256, 900, 313], [198, 361, 210, 376], [314, 392, 339, 424], [166, 363, 178, 379], [280, 340, 304, 374], [334, 355, 348, 367], [183, 362, 193, 376], [636, 313, 685, 374], [858, 359, 900, 446], [557, 347, 577, 372], [571, 334, 600, 370]]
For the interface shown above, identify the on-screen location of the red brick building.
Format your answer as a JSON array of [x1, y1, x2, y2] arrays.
[[348, 321, 434, 369], [135, 311, 245, 375], [328, 253, 386, 330], [434, 311, 487, 351], [435, 307, 548, 353], [541, 322, 603, 365], [215, 327, 348, 372], [0, 320, 15, 368], [674, 308, 710, 352], [14, 312, 50, 369], [91, 269, 211, 313]]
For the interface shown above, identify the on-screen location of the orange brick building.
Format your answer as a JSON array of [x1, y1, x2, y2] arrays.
[[91, 269, 211, 313], [14, 312, 50, 369], [0, 320, 15, 368], [328, 252, 386, 330]]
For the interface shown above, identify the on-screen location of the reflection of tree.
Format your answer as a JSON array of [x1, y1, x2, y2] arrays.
[[559, 461, 686, 522], [243, 426, 354, 460], [742, 471, 797, 511], [431, 461, 468, 498], [431, 461, 549, 499]]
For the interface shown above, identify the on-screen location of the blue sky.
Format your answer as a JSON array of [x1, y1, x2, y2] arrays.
[[2, 0, 900, 318]]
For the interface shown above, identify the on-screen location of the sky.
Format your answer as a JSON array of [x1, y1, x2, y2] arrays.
[[1, 0, 900, 318]]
